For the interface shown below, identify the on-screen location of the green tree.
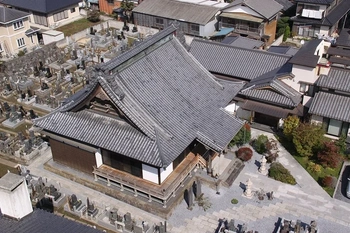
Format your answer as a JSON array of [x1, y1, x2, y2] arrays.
[[87, 10, 100, 23], [283, 25, 291, 41], [254, 134, 269, 154], [283, 115, 300, 140], [229, 123, 251, 147], [292, 123, 325, 157], [121, 0, 135, 22], [276, 16, 290, 38]]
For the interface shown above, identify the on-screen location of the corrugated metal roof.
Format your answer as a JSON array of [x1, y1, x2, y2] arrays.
[[317, 68, 350, 92], [132, 0, 219, 25], [189, 39, 291, 80], [295, 0, 334, 4], [2, 0, 81, 14], [0, 209, 103, 233], [35, 27, 245, 167], [222, 0, 283, 19], [224, 36, 264, 49], [0, 6, 30, 24], [309, 92, 350, 122]]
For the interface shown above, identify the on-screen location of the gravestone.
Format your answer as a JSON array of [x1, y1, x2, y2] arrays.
[[240, 223, 247, 233], [29, 109, 36, 119], [48, 184, 61, 201], [18, 132, 24, 143], [86, 197, 98, 217], [23, 139, 31, 153], [227, 219, 237, 232], [109, 208, 118, 224], [295, 220, 301, 233], [124, 212, 133, 231], [69, 194, 82, 211]]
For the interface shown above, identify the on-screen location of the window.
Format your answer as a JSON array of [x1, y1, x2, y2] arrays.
[[299, 83, 309, 93], [190, 24, 199, 32], [34, 13, 48, 26], [17, 38, 25, 48], [70, 8, 76, 13], [304, 4, 320, 11], [13, 20, 24, 30], [323, 118, 349, 137], [107, 0, 114, 4], [155, 18, 164, 25], [53, 10, 68, 22], [297, 26, 320, 37]]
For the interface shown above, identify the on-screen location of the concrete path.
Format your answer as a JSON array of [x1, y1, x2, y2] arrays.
[[167, 129, 350, 233]]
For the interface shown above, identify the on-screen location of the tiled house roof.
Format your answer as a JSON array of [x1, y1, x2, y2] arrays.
[[0, 6, 30, 24], [317, 68, 350, 93], [2, 0, 81, 14], [309, 92, 350, 122], [189, 39, 291, 81], [34, 26, 245, 168]]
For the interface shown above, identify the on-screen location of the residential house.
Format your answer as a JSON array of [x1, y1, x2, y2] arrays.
[[219, 0, 284, 45], [309, 67, 350, 140], [132, 0, 228, 37], [99, 0, 139, 15], [1, 0, 82, 29], [291, 0, 350, 38], [0, 6, 39, 57], [33, 25, 244, 209], [327, 28, 350, 67], [189, 39, 303, 128], [283, 39, 331, 107]]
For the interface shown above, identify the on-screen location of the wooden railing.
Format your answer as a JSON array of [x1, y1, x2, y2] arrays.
[[93, 153, 200, 201]]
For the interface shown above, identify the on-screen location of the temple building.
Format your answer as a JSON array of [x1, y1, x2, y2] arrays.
[[33, 25, 244, 209]]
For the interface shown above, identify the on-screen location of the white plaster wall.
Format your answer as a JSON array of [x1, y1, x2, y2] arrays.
[[283, 65, 316, 92], [236, 107, 251, 121], [160, 162, 173, 183], [43, 32, 64, 45], [224, 102, 239, 114], [0, 178, 33, 219], [211, 154, 224, 176], [223, 5, 262, 18], [142, 164, 159, 184], [95, 148, 103, 168], [200, 19, 217, 37], [302, 96, 313, 107], [320, 25, 330, 36]]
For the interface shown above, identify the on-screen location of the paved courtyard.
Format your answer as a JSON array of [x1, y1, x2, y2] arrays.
[[20, 129, 350, 232]]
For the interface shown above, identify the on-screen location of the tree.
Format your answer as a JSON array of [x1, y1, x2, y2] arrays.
[[121, 0, 135, 22], [87, 10, 100, 23], [283, 115, 299, 141], [229, 123, 251, 147], [254, 134, 268, 154], [283, 25, 291, 41], [276, 16, 290, 38], [317, 141, 342, 168], [292, 123, 325, 157]]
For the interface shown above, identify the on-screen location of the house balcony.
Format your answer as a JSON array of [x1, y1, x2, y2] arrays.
[[93, 152, 202, 208], [222, 22, 261, 39]]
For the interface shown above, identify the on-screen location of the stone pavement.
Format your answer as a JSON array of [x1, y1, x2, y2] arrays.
[[20, 128, 350, 232], [167, 129, 350, 233], [27, 148, 165, 228]]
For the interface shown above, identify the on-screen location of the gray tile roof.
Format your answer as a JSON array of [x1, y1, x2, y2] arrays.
[[295, 0, 334, 4], [274, 0, 294, 11], [132, 0, 220, 25], [240, 64, 301, 107], [289, 39, 322, 67], [189, 39, 291, 81], [324, 0, 350, 26], [317, 67, 350, 93], [268, 46, 299, 56], [336, 28, 350, 48], [221, 36, 264, 49], [0, 6, 30, 24], [327, 46, 350, 57], [0, 208, 103, 233], [2, 0, 81, 14], [329, 56, 350, 66], [222, 0, 283, 19], [35, 26, 245, 167], [0, 173, 23, 191], [309, 91, 350, 122]]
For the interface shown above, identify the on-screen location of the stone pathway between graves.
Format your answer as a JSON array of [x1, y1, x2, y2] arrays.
[[167, 129, 350, 233], [26, 129, 350, 233]]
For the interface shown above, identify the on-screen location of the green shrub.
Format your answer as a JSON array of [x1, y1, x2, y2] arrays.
[[283, 115, 299, 141], [307, 161, 322, 173], [268, 162, 296, 185], [254, 135, 268, 154], [236, 147, 253, 162], [292, 123, 325, 157], [17, 50, 26, 57], [321, 176, 333, 188], [231, 198, 238, 204]]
